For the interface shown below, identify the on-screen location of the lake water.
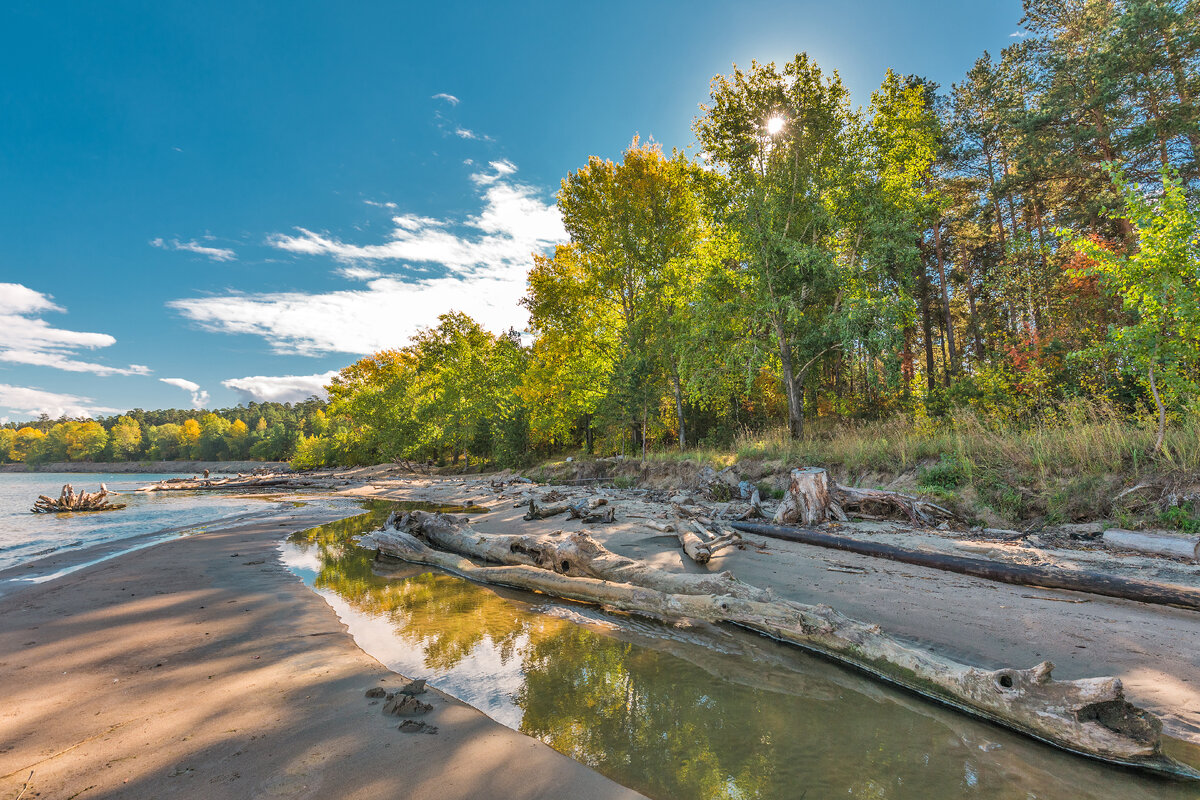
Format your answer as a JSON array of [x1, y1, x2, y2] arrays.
[[282, 506, 1200, 800], [0, 472, 288, 573]]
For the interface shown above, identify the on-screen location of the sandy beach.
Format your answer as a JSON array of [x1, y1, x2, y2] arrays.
[[0, 508, 643, 800]]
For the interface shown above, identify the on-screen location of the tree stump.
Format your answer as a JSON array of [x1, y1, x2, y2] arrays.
[[772, 468, 845, 525]]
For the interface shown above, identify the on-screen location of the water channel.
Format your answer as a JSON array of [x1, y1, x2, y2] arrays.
[[280, 503, 1199, 799]]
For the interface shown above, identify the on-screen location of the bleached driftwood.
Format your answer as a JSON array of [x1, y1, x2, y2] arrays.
[[32, 483, 126, 514], [358, 511, 1195, 778], [773, 467, 956, 526], [137, 473, 311, 492], [1102, 529, 1200, 561]]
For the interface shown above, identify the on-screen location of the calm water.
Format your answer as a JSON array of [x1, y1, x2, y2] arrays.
[[0, 472, 287, 572], [282, 506, 1200, 800]]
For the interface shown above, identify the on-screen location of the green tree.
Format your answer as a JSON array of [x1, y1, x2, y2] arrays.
[[695, 54, 859, 437], [1070, 165, 1200, 450], [109, 416, 143, 460]]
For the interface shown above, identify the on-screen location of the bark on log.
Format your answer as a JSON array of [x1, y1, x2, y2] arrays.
[[137, 474, 304, 492], [1102, 529, 1200, 561], [359, 513, 1195, 778], [732, 522, 1200, 612]]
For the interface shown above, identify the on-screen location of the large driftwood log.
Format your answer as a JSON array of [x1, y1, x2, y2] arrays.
[[392, 511, 770, 600], [32, 483, 126, 513], [773, 467, 956, 526], [137, 473, 311, 492], [732, 522, 1200, 612], [359, 512, 1195, 778], [1102, 529, 1200, 561]]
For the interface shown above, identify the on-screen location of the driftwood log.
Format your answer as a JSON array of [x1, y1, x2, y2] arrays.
[[774, 467, 956, 526], [359, 511, 1197, 778], [32, 484, 126, 514], [1101, 529, 1200, 561], [137, 473, 312, 492], [732, 522, 1200, 612]]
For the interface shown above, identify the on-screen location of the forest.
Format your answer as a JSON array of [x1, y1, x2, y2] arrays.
[[290, 1, 1200, 486], [6, 2, 1199, 524], [0, 401, 327, 464]]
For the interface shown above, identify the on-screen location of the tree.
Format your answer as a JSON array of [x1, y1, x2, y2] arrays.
[[696, 54, 859, 437], [1069, 165, 1200, 451], [556, 138, 709, 449], [109, 416, 143, 460]]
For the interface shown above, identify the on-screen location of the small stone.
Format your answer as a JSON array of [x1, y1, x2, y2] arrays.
[[399, 679, 427, 696], [383, 695, 432, 716], [398, 720, 438, 734], [365, 687, 387, 698]]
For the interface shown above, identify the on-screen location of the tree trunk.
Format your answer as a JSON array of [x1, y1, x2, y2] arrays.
[[361, 514, 1191, 777], [1149, 360, 1166, 454], [774, 315, 804, 438], [933, 218, 957, 378], [772, 467, 844, 526], [733, 521, 1200, 612], [670, 366, 686, 449], [918, 270, 936, 393]]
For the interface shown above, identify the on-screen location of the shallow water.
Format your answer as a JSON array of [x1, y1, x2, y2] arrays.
[[0, 472, 286, 572], [282, 506, 1200, 800]]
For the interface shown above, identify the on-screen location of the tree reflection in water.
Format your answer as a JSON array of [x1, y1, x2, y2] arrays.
[[286, 507, 1196, 800]]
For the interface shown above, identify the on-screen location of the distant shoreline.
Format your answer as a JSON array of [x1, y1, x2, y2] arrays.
[[0, 460, 291, 474]]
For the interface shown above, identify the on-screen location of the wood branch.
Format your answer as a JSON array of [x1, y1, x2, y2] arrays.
[[523, 499, 571, 520], [772, 468, 956, 526], [732, 522, 1200, 612], [678, 522, 715, 564], [1102, 529, 1200, 561], [360, 513, 1195, 779], [31, 483, 126, 513]]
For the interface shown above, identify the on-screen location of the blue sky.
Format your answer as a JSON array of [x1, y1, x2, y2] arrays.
[[0, 0, 1023, 421]]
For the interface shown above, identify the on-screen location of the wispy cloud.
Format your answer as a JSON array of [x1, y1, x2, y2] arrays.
[[222, 370, 340, 404], [1010, 30, 1030, 38], [159, 377, 209, 408], [0, 283, 151, 376], [454, 127, 493, 142], [431, 93, 460, 105], [0, 384, 121, 420], [169, 161, 566, 356], [151, 237, 237, 262]]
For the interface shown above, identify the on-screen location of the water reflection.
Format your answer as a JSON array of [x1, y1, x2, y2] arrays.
[[284, 506, 1197, 800]]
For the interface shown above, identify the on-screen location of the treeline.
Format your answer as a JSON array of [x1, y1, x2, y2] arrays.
[[298, 0, 1200, 470], [0, 400, 327, 464]]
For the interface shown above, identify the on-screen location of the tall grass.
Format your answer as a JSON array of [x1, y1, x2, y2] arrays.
[[725, 399, 1200, 480]]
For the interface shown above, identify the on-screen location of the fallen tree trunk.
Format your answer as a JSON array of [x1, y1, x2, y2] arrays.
[[359, 512, 1195, 778], [1102, 529, 1200, 561], [32, 483, 126, 513], [137, 474, 304, 492], [773, 468, 956, 527], [732, 522, 1200, 612], [391, 511, 770, 600], [679, 522, 715, 564]]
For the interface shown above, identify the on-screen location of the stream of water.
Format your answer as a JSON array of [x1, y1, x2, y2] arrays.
[[281, 504, 1200, 800]]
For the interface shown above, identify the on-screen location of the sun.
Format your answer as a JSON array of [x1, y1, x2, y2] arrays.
[[765, 116, 785, 135]]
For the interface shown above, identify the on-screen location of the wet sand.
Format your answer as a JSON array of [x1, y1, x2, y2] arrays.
[[0, 510, 643, 800]]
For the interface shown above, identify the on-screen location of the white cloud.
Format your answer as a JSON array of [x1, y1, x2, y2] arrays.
[[454, 127, 493, 142], [0, 283, 151, 376], [151, 237, 237, 262], [169, 162, 566, 356], [160, 377, 210, 409], [364, 200, 398, 209], [1010, 30, 1030, 38], [0, 384, 121, 420], [222, 370, 340, 404], [432, 93, 460, 105]]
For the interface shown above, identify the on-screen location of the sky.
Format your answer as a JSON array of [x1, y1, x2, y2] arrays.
[[0, 0, 1025, 422]]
